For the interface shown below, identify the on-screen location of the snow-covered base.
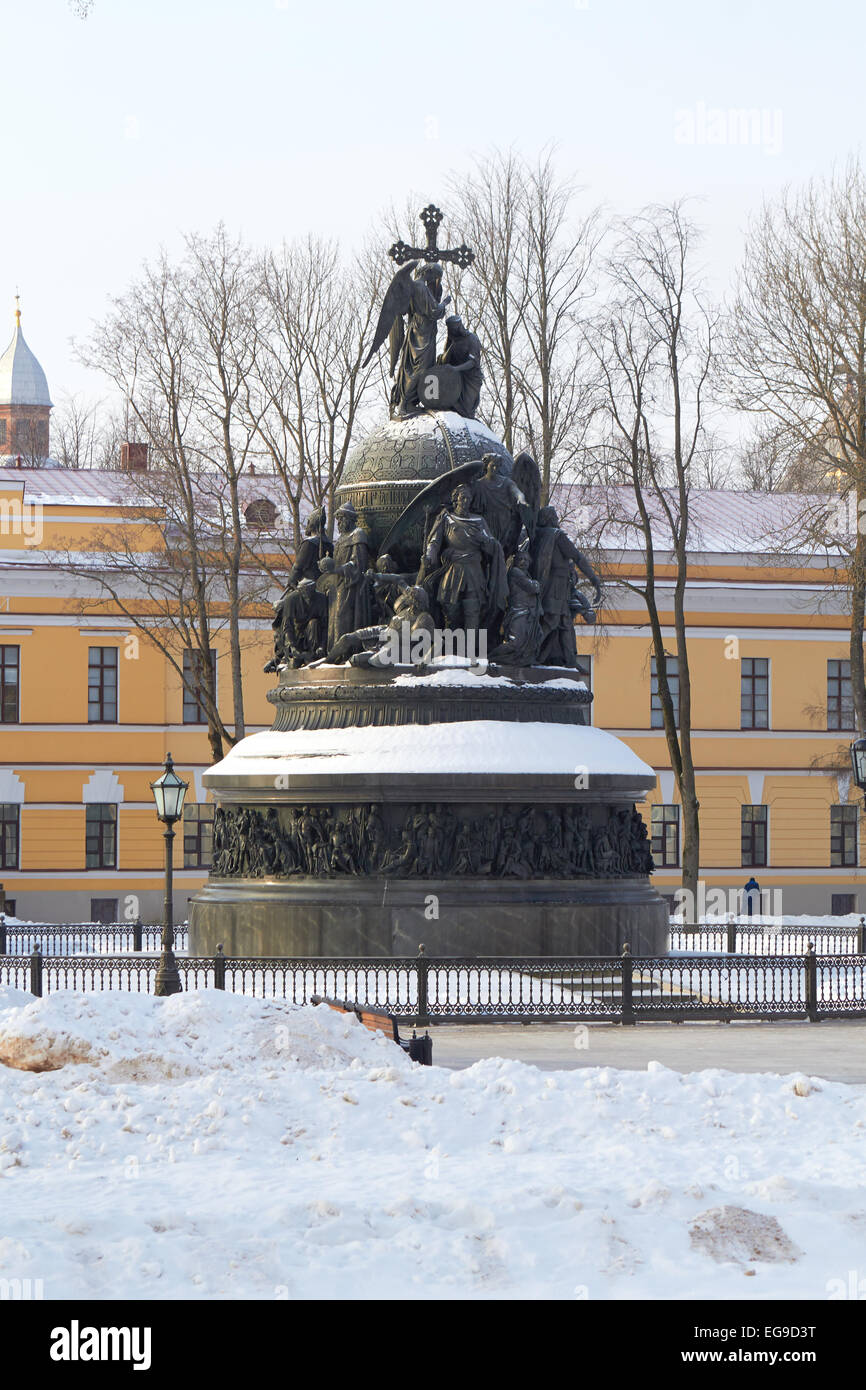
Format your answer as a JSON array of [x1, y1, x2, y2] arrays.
[[0, 987, 862, 1301], [208, 720, 653, 780]]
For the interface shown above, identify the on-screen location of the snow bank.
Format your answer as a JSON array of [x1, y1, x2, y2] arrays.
[[0, 990, 863, 1300], [0, 989, 399, 1077]]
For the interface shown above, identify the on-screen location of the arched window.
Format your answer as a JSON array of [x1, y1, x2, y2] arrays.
[[244, 498, 277, 528]]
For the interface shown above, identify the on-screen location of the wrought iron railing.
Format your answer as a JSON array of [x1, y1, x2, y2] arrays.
[[669, 919, 866, 956], [2, 919, 862, 959], [0, 922, 188, 956], [2, 943, 864, 1024]]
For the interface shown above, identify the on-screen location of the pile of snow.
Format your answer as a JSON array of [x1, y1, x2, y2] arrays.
[[0, 989, 864, 1300], [0, 987, 391, 1077]]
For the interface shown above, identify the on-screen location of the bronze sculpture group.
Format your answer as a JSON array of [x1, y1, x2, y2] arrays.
[[213, 801, 653, 882], [209, 203, 658, 919], [267, 468, 600, 672], [266, 204, 602, 674]]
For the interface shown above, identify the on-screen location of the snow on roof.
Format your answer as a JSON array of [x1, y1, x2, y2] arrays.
[[0, 466, 290, 516], [556, 484, 838, 561], [0, 461, 836, 563]]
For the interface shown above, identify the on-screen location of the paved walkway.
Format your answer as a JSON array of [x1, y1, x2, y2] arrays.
[[428, 1020, 866, 1083]]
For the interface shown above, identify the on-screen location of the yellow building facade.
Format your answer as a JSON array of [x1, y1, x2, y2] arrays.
[[0, 465, 860, 924], [0, 465, 275, 924], [578, 489, 862, 918]]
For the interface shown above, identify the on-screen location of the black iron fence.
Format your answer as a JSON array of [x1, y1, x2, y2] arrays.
[[0, 921, 188, 956], [2, 919, 862, 959], [2, 943, 864, 1024], [669, 919, 866, 956]]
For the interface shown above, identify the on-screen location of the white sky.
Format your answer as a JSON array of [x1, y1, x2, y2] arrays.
[[3, 0, 862, 406]]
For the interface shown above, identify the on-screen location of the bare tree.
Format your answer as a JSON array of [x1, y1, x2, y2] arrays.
[[51, 393, 137, 469], [76, 243, 267, 759], [447, 149, 601, 502], [178, 226, 264, 739], [49, 394, 97, 468], [728, 159, 866, 728], [249, 235, 383, 555], [738, 418, 803, 491], [60, 466, 264, 762], [445, 153, 530, 453], [587, 204, 718, 906]]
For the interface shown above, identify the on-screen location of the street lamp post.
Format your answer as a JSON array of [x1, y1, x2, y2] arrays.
[[150, 752, 188, 997], [850, 736, 866, 809]]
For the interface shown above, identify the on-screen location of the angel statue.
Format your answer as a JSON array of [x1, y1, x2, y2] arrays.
[[362, 260, 450, 419]]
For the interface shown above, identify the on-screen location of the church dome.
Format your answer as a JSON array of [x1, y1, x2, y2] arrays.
[[337, 410, 512, 559], [0, 306, 52, 408]]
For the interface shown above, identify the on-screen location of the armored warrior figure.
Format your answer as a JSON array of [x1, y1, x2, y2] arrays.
[[284, 506, 332, 588], [267, 578, 328, 670], [368, 553, 416, 620], [327, 583, 436, 667], [266, 507, 332, 671], [421, 484, 508, 633]]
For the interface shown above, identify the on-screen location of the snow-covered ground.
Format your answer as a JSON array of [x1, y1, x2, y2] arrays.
[[0, 986, 863, 1300], [671, 914, 865, 928]]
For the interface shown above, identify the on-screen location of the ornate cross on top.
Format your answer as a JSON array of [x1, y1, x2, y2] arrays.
[[389, 204, 475, 270]]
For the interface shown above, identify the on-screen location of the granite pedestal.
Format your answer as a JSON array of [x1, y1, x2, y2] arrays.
[[188, 664, 668, 958]]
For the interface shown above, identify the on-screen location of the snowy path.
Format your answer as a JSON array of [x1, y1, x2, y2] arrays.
[[428, 1020, 866, 1083], [0, 986, 864, 1301]]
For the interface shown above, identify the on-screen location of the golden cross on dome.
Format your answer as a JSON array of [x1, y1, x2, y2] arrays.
[[14, 290, 20, 326]]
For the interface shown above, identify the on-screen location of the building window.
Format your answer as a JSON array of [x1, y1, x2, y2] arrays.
[[85, 804, 117, 869], [0, 420, 5, 446], [88, 647, 118, 723], [90, 898, 118, 925], [650, 655, 679, 729], [183, 804, 214, 868], [741, 805, 768, 867], [0, 646, 19, 723], [827, 659, 855, 731], [831, 893, 857, 916], [0, 804, 19, 869], [741, 658, 769, 729], [651, 804, 680, 867], [244, 498, 277, 528], [183, 649, 216, 725], [830, 805, 859, 867]]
